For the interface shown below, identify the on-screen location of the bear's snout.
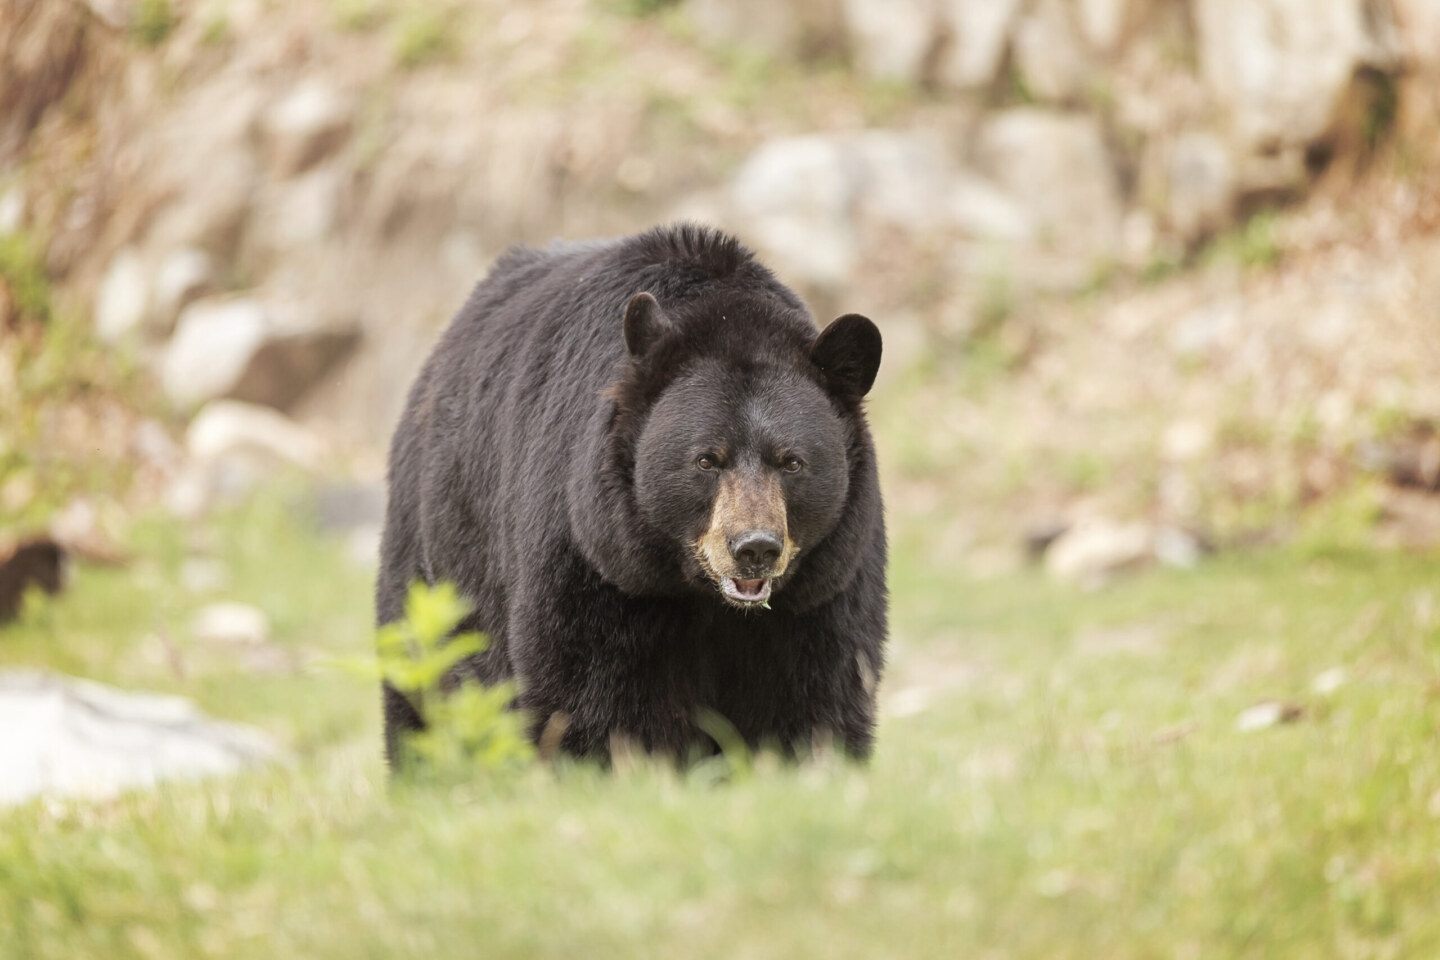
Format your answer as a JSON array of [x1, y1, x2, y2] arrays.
[[729, 530, 783, 577]]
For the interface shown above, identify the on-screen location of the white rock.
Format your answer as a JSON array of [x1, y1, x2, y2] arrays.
[[0, 183, 24, 236], [186, 399, 323, 471], [163, 298, 270, 408], [1312, 667, 1347, 694], [1045, 518, 1154, 585], [0, 670, 281, 805], [1013, 0, 1093, 103], [151, 247, 214, 334], [841, 0, 936, 83], [260, 82, 354, 178], [1235, 700, 1302, 731], [94, 247, 149, 342], [162, 298, 359, 410], [191, 602, 270, 646], [976, 110, 1124, 261], [1194, 0, 1401, 150], [935, 0, 1023, 89]]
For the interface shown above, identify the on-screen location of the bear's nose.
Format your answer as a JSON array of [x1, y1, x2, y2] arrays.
[[729, 530, 783, 573]]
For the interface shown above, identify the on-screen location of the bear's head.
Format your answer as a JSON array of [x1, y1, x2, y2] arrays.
[[617, 291, 882, 611]]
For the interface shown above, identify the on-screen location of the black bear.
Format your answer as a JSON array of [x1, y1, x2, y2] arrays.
[[377, 224, 886, 766]]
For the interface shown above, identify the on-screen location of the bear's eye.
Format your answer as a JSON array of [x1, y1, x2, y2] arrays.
[[782, 457, 803, 474], [696, 454, 718, 471]]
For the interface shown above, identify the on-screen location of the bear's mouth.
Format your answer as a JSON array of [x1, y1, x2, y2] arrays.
[[721, 577, 772, 606]]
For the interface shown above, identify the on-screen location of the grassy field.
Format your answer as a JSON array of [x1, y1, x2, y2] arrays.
[[2, 491, 1439, 959]]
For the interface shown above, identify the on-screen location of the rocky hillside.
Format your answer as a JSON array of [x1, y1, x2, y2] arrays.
[[6, 0, 1440, 566]]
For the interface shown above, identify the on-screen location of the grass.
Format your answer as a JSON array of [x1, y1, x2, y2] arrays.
[[0, 231, 157, 533], [391, 3, 462, 69], [130, 0, 175, 46], [2, 484, 1440, 958]]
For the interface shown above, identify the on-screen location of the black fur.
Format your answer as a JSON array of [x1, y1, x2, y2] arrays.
[[377, 224, 887, 766]]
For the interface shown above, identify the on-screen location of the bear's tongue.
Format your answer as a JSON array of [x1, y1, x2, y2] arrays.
[[726, 578, 771, 603]]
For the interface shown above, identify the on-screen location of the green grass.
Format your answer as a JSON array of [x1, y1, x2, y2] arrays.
[[3, 489, 1440, 958]]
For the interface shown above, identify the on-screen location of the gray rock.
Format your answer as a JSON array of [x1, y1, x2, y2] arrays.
[[946, 171, 1035, 241], [0, 670, 282, 805], [260, 82, 354, 179], [94, 247, 149, 343], [841, 0, 936, 84], [934, 0, 1023, 89], [162, 298, 360, 410], [728, 134, 859, 288], [1194, 0, 1401, 151], [976, 110, 1124, 267], [728, 129, 982, 286]]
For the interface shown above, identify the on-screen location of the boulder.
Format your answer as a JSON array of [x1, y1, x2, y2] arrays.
[[975, 110, 1124, 269], [1045, 518, 1154, 586], [163, 298, 269, 407], [1193, 0, 1401, 151], [934, 0, 1023, 89], [0, 671, 282, 805], [729, 129, 990, 287], [841, 0, 936, 84], [94, 247, 149, 343], [162, 297, 360, 410], [727, 134, 860, 288], [186, 399, 324, 472]]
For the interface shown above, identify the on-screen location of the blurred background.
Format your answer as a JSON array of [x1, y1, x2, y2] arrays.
[[5, 1, 1440, 954], [6, 0, 1440, 575]]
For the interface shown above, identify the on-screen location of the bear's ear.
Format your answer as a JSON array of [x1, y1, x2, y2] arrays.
[[812, 314, 882, 399], [623, 292, 671, 357]]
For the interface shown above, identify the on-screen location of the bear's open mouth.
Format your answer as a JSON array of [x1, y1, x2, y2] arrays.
[[721, 577, 772, 605]]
